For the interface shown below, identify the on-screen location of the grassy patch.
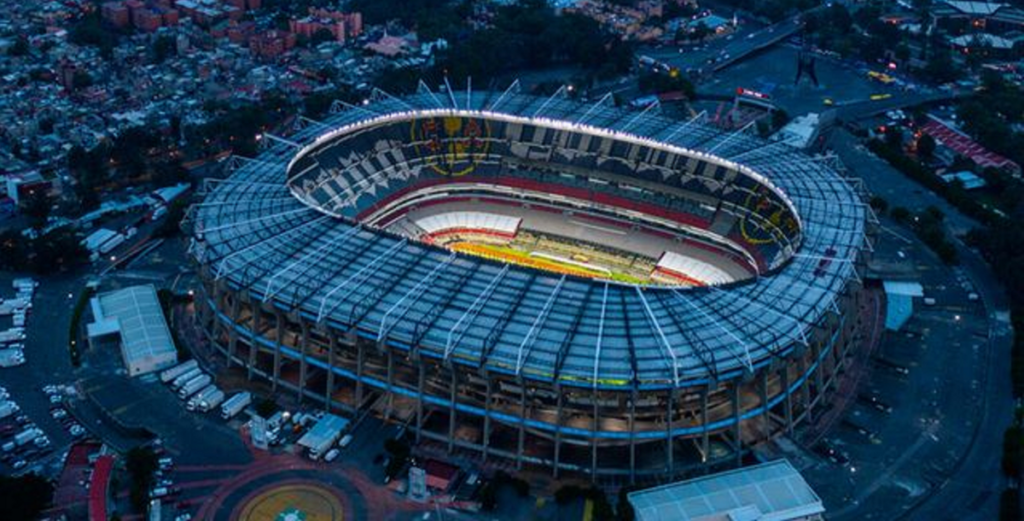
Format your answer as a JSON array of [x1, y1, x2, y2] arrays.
[[68, 287, 94, 367]]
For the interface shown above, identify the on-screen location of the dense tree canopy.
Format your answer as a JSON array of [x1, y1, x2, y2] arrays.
[[0, 474, 53, 521], [0, 228, 87, 274]]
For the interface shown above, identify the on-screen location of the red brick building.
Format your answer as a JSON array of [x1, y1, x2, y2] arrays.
[[101, 2, 130, 28], [289, 8, 362, 44], [248, 30, 296, 59], [101, 0, 178, 32]]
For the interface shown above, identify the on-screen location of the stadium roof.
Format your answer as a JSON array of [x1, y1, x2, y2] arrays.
[[627, 459, 824, 521], [191, 88, 869, 390]]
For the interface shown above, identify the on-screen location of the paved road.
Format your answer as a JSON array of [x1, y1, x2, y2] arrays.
[[833, 91, 962, 122], [638, 15, 802, 77], [822, 127, 1014, 520]]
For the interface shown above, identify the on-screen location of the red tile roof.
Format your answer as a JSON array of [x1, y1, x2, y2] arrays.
[[922, 116, 1021, 173]]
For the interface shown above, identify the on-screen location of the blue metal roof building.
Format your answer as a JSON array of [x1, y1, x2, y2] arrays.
[[189, 85, 872, 479]]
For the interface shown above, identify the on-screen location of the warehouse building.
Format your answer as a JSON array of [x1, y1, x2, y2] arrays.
[[87, 285, 178, 376]]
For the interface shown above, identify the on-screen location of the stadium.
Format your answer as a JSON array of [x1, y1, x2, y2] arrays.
[[188, 85, 872, 479]]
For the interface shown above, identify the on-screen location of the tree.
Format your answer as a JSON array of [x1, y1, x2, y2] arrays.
[[870, 195, 889, 214], [690, 21, 711, 43], [384, 437, 411, 478], [917, 133, 936, 159], [0, 230, 31, 270], [254, 397, 277, 417], [8, 37, 29, 57], [923, 49, 959, 84], [0, 228, 86, 274], [771, 109, 790, 131], [126, 446, 159, 513], [0, 473, 53, 521], [1004, 425, 1023, 479], [1000, 487, 1021, 521], [891, 206, 911, 223], [153, 199, 188, 238], [20, 189, 51, 230], [152, 35, 176, 64], [72, 70, 93, 90], [69, 11, 119, 59], [310, 28, 336, 46], [884, 126, 904, 150]]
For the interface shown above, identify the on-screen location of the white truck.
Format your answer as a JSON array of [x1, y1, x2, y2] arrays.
[[196, 390, 226, 413], [0, 329, 26, 344], [0, 298, 30, 316], [185, 384, 219, 411], [170, 368, 202, 390], [99, 233, 126, 255], [14, 428, 43, 447], [12, 278, 37, 290], [160, 360, 199, 384], [220, 392, 252, 420], [178, 374, 212, 400], [0, 401, 18, 420]]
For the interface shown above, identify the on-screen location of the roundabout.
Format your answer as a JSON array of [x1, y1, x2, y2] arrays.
[[236, 482, 346, 521]]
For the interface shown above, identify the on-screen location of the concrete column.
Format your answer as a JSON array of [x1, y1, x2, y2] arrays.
[[553, 386, 564, 478], [297, 321, 309, 403], [355, 336, 365, 408], [325, 332, 336, 411], [482, 376, 492, 461], [415, 363, 425, 443], [798, 355, 812, 422], [759, 372, 770, 442], [516, 381, 526, 470], [447, 369, 457, 454], [732, 384, 742, 466], [247, 309, 260, 381], [813, 343, 825, 408], [272, 312, 283, 392], [782, 367, 794, 435], [629, 388, 636, 485], [227, 296, 240, 367], [591, 390, 599, 480], [701, 386, 710, 472], [384, 347, 394, 420], [666, 389, 675, 476]]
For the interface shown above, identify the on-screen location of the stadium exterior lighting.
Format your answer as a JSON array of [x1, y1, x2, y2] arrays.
[[189, 88, 870, 480]]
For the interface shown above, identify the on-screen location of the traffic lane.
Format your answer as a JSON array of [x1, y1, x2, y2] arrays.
[[640, 17, 800, 75]]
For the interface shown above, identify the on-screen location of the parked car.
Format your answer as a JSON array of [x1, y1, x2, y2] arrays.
[[324, 449, 340, 462]]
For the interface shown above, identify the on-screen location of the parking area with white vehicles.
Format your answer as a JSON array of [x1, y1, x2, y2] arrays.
[[160, 360, 237, 418], [176, 373, 211, 400], [0, 278, 37, 368], [219, 391, 251, 420], [0, 383, 87, 473]]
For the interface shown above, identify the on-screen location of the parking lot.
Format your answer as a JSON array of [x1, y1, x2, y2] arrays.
[[770, 223, 1007, 520], [0, 271, 88, 478]]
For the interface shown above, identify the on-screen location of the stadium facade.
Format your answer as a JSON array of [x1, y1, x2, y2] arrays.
[[188, 86, 873, 480]]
